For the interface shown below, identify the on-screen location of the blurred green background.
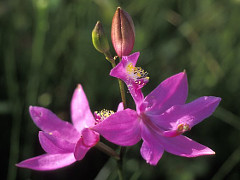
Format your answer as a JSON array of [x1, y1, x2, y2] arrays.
[[1, 0, 240, 179]]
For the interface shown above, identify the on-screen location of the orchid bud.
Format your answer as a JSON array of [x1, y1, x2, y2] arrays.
[[111, 7, 135, 58], [92, 21, 110, 54]]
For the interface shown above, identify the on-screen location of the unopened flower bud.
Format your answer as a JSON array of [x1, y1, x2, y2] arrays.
[[111, 7, 135, 58], [92, 21, 110, 54]]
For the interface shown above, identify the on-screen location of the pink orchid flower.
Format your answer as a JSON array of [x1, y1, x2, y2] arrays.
[[93, 52, 221, 165], [16, 85, 100, 171]]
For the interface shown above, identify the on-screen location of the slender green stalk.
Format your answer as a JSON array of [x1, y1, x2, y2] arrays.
[[211, 146, 240, 180], [104, 52, 127, 180], [95, 142, 120, 160], [94, 158, 117, 180], [117, 167, 124, 180], [110, 60, 127, 109], [214, 107, 240, 131], [105, 53, 127, 109]]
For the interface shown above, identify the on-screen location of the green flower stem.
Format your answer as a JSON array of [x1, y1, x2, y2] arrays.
[[104, 52, 126, 180], [95, 142, 120, 160], [117, 167, 124, 180], [104, 52, 127, 109], [111, 61, 127, 109]]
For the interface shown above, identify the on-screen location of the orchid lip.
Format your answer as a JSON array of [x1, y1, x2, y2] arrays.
[[126, 62, 149, 86]]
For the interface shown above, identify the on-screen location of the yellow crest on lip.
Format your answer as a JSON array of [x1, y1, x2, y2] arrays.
[[126, 63, 149, 81], [95, 109, 115, 122]]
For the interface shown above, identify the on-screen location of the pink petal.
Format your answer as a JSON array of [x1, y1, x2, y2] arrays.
[[148, 96, 221, 137], [81, 128, 99, 147], [117, 102, 124, 112], [29, 106, 80, 143], [74, 138, 91, 161], [71, 84, 95, 132], [140, 126, 164, 165], [144, 72, 188, 114], [159, 135, 215, 157], [16, 153, 76, 171], [39, 131, 75, 154], [92, 109, 141, 146]]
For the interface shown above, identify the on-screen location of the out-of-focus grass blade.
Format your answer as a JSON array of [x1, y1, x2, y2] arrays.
[[0, 101, 10, 114], [214, 107, 240, 131], [211, 146, 240, 180]]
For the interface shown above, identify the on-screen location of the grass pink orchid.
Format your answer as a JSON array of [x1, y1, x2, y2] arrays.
[[16, 84, 99, 170], [93, 52, 221, 165]]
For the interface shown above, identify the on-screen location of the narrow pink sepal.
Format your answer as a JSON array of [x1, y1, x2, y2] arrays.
[[39, 131, 75, 154], [144, 72, 188, 114], [29, 106, 80, 143], [140, 141, 164, 166], [182, 96, 221, 128], [148, 96, 221, 137], [140, 126, 164, 165], [160, 135, 215, 157], [71, 84, 95, 132], [16, 153, 76, 171], [92, 109, 141, 146]]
